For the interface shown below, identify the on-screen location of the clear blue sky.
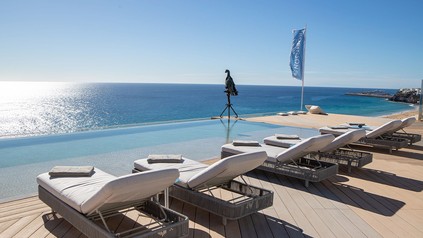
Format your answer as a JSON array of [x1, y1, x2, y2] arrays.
[[1, 0, 422, 89]]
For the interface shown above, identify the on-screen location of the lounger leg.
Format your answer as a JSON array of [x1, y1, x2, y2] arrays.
[[96, 209, 112, 233], [222, 217, 227, 226], [348, 161, 352, 173], [305, 180, 309, 187], [164, 188, 169, 208]]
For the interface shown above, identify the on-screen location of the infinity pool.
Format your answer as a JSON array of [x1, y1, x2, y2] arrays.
[[0, 119, 318, 200]]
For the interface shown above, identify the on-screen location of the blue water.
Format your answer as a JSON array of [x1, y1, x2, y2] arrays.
[[0, 120, 295, 168], [0, 82, 412, 138], [0, 119, 318, 200]]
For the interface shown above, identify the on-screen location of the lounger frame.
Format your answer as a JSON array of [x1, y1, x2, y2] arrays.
[[356, 137, 410, 153], [170, 180, 273, 225], [39, 186, 189, 238], [133, 169, 273, 225], [308, 148, 373, 173], [391, 132, 421, 145], [221, 151, 338, 187]]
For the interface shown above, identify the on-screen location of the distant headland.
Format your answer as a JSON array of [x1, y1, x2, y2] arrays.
[[346, 88, 421, 104], [345, 90, 392, 98], [389, 88, 421, 104]]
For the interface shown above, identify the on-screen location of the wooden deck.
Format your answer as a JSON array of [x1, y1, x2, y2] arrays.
[[1, 119, 422, 237]]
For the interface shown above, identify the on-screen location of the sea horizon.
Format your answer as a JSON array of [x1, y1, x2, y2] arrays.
[[0, 82, 415, 139]]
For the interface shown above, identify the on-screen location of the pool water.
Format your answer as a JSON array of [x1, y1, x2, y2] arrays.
[[0, 119, 318, 200]]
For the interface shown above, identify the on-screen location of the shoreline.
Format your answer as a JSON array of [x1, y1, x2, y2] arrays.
[[245, 108, 422, 133], [381, 107, 419, 119]]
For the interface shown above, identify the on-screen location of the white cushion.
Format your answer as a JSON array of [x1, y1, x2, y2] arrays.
[[264, 136, 302, 148], [221, 143, 286, 163], [134, 158, 208, 187], [319, 127, 350, 136], [398, 117, 416, 130], [186, 151, 267, 189], [366, 120, 401, 138], [136, 152, 267, 190], [37, 168, 179, 214], [320, 129, 365, 152], [275, 134, 334, 163], [304, 134, 336, 152]]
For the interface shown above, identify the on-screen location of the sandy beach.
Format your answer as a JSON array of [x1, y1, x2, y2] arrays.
[[245, 109, 422, 134]]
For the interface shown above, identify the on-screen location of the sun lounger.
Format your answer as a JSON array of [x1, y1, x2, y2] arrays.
[[319, 120, 410, 153], [37, 167, 189, 238], [133, 151, 274, 225], [375, 117, 421, 145], [221, 134, 339, 187], [264, 130, 373, 172]]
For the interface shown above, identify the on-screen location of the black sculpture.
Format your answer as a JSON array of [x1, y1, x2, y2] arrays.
[[224, 69, 238, 96], [220, 69, 239, 119]]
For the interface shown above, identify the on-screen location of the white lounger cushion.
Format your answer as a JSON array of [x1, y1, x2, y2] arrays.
[[264, 130, 365, 153], [275, 134, 334, 163], [398, 117, 416, 131], [223, 134, 334, 163], [134, 158, 208, 187], [37, 168, 179, 215], [264, 136, 302, 148], [222, 143, 287, 162], [187, 151, 267, 189], [319, 120, 402, 139], [360, 117, 414, 134], [135, 151, 267, 190], [320, 129, 366, 152], [365, 120, 401, 138]]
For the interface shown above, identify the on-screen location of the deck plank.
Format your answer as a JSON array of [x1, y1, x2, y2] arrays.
[[281, 176, 336, 238], [219, 185, 241, 238], [238, 216, 257, 238], [245, 172, 291, 237], [13, 211, 50, 237], [0, 219, 18, 233], [1, 213, 39, 237], [30, 213, 64, 238]]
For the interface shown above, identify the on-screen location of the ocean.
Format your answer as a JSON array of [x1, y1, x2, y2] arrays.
[[0, 82, 413, 138]]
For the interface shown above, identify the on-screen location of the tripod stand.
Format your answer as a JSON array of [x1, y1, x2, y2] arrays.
[[219, 92, 239, 120]]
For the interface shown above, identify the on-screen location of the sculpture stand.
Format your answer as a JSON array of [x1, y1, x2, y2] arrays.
[[219, 92, 239, 121]]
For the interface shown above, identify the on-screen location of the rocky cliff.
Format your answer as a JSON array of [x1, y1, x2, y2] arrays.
[[389, 88, 421, 104]]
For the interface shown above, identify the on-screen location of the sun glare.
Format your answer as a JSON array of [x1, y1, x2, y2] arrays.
[[0, 82, 72, 102]]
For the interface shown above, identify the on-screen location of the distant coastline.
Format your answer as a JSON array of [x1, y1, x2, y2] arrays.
[[345, 90, 392, 98], [346, 88, 421, 104]]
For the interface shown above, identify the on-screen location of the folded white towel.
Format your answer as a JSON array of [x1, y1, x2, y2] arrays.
[[49, 166, 94, 177], [329, 126, 349, 129], [275, 134, 300, 139], [232, 140, 260, 146], [147, 154, 184, 164], [348, 122, 366, 127]]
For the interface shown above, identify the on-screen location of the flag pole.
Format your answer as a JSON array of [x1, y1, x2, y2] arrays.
[[300, 25, 307, 111]]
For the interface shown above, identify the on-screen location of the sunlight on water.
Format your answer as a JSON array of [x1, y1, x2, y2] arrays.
[[0, 82, 96, 137], [0, 82, 412, 138]]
